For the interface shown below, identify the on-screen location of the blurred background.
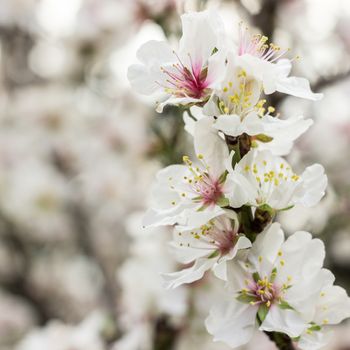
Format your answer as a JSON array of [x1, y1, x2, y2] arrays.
[[0, 0, 349, 349]]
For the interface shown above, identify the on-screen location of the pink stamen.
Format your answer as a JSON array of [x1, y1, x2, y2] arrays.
[[238, 23, 288, 63], [192, 174, 223, 206], [159, 51, 210, 99]]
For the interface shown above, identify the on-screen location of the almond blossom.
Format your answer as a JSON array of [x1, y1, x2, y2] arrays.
[[143, 117, 233, 228], [236, 24, 322, 101], [297, 282, 350, 350], [227, 149, 327, 211], [205, 223, 350, 349], [128, 10, 227, 112], [184, 51, 314, 156], [163, 210, 251, 288]]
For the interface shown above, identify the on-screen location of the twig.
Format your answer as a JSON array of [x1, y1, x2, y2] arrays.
[[264, 331, 296, 350]]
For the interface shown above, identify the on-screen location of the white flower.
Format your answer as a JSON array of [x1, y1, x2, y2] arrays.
[[205, 223, 338, 348], [162, 210, 251, 288], [236, 25, 322, 101], [143, 117, 232, 228], [183, 51, 313, 156], [16, 312, 106, 350], [127, 10, 227, 112], [297, 284, 350, 350], [227, 149, 327, 211]]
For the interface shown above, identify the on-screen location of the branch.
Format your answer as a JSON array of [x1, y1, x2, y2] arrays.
[[264, 331, 296, 350]]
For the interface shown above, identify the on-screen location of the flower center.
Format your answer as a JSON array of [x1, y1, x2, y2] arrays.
[[182, 155, 224, 207], [238, 23, 289, 63], [239, 272, 281, 308], [160, 52, 210, 99], [200, 223, 237, 255], [218, 69, 256, 116], [193, 175, 223, 206]]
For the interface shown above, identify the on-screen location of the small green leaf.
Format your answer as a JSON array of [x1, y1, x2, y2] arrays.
[[270, 268, 277, 282], [279, 205, 295, 212], [278, 300, 295, 311], [196, 204, 209, 212], [208, 250, 220, 259], [251, 140, 258, 148], [255, 134, 274, 143], [218, 171, 228, 184], [308, 324, 322, 332], [216, 196, 229, 207], [257, 204, 275, 216], [258, 304, 269, 323], [252, 272, 260, 283], [236, 293, 256, 304]]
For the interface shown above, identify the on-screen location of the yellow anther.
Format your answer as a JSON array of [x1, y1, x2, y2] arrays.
[[258, 256, 263, 263], [278, 250, 282, 257], [323, 319, 329, 325], [197, 154, 203, 160], [280, 259, 285, 266]]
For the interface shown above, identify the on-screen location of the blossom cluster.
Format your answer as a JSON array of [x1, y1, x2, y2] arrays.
[[129, 10, 350, 350]]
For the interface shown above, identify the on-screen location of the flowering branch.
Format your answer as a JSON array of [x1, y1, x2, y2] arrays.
[[264, 331, 296, 350], [128, 9, 350, 350]]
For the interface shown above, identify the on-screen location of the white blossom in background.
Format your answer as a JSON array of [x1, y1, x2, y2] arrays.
[[16, 312, 106, 350], [116, 213, 188, 349]]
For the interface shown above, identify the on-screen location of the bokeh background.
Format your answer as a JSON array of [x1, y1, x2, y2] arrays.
[[0, 0, 349, 349]]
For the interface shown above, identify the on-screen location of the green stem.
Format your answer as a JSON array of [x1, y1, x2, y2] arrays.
[[264, 331, 296, 350]]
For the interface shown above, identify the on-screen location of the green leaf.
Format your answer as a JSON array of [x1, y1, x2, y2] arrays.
[[251, 140, 258, 148], [252, 272, 260, 283], [236, 293, 256, 304], [211, 47, 218, 55], [278, 300, 295, 311], [208, 250, 220, 259], [196, 204, 209, 212], [255, 134, 274, 143], [308, 324, 322, 332], [270, 268, 277, 282], [216, 196, 229, 207], [258, 304, 269, 323], [279, 205, 295, 212], [257, 203, 275, 216], [218, 171, 228, 184]]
